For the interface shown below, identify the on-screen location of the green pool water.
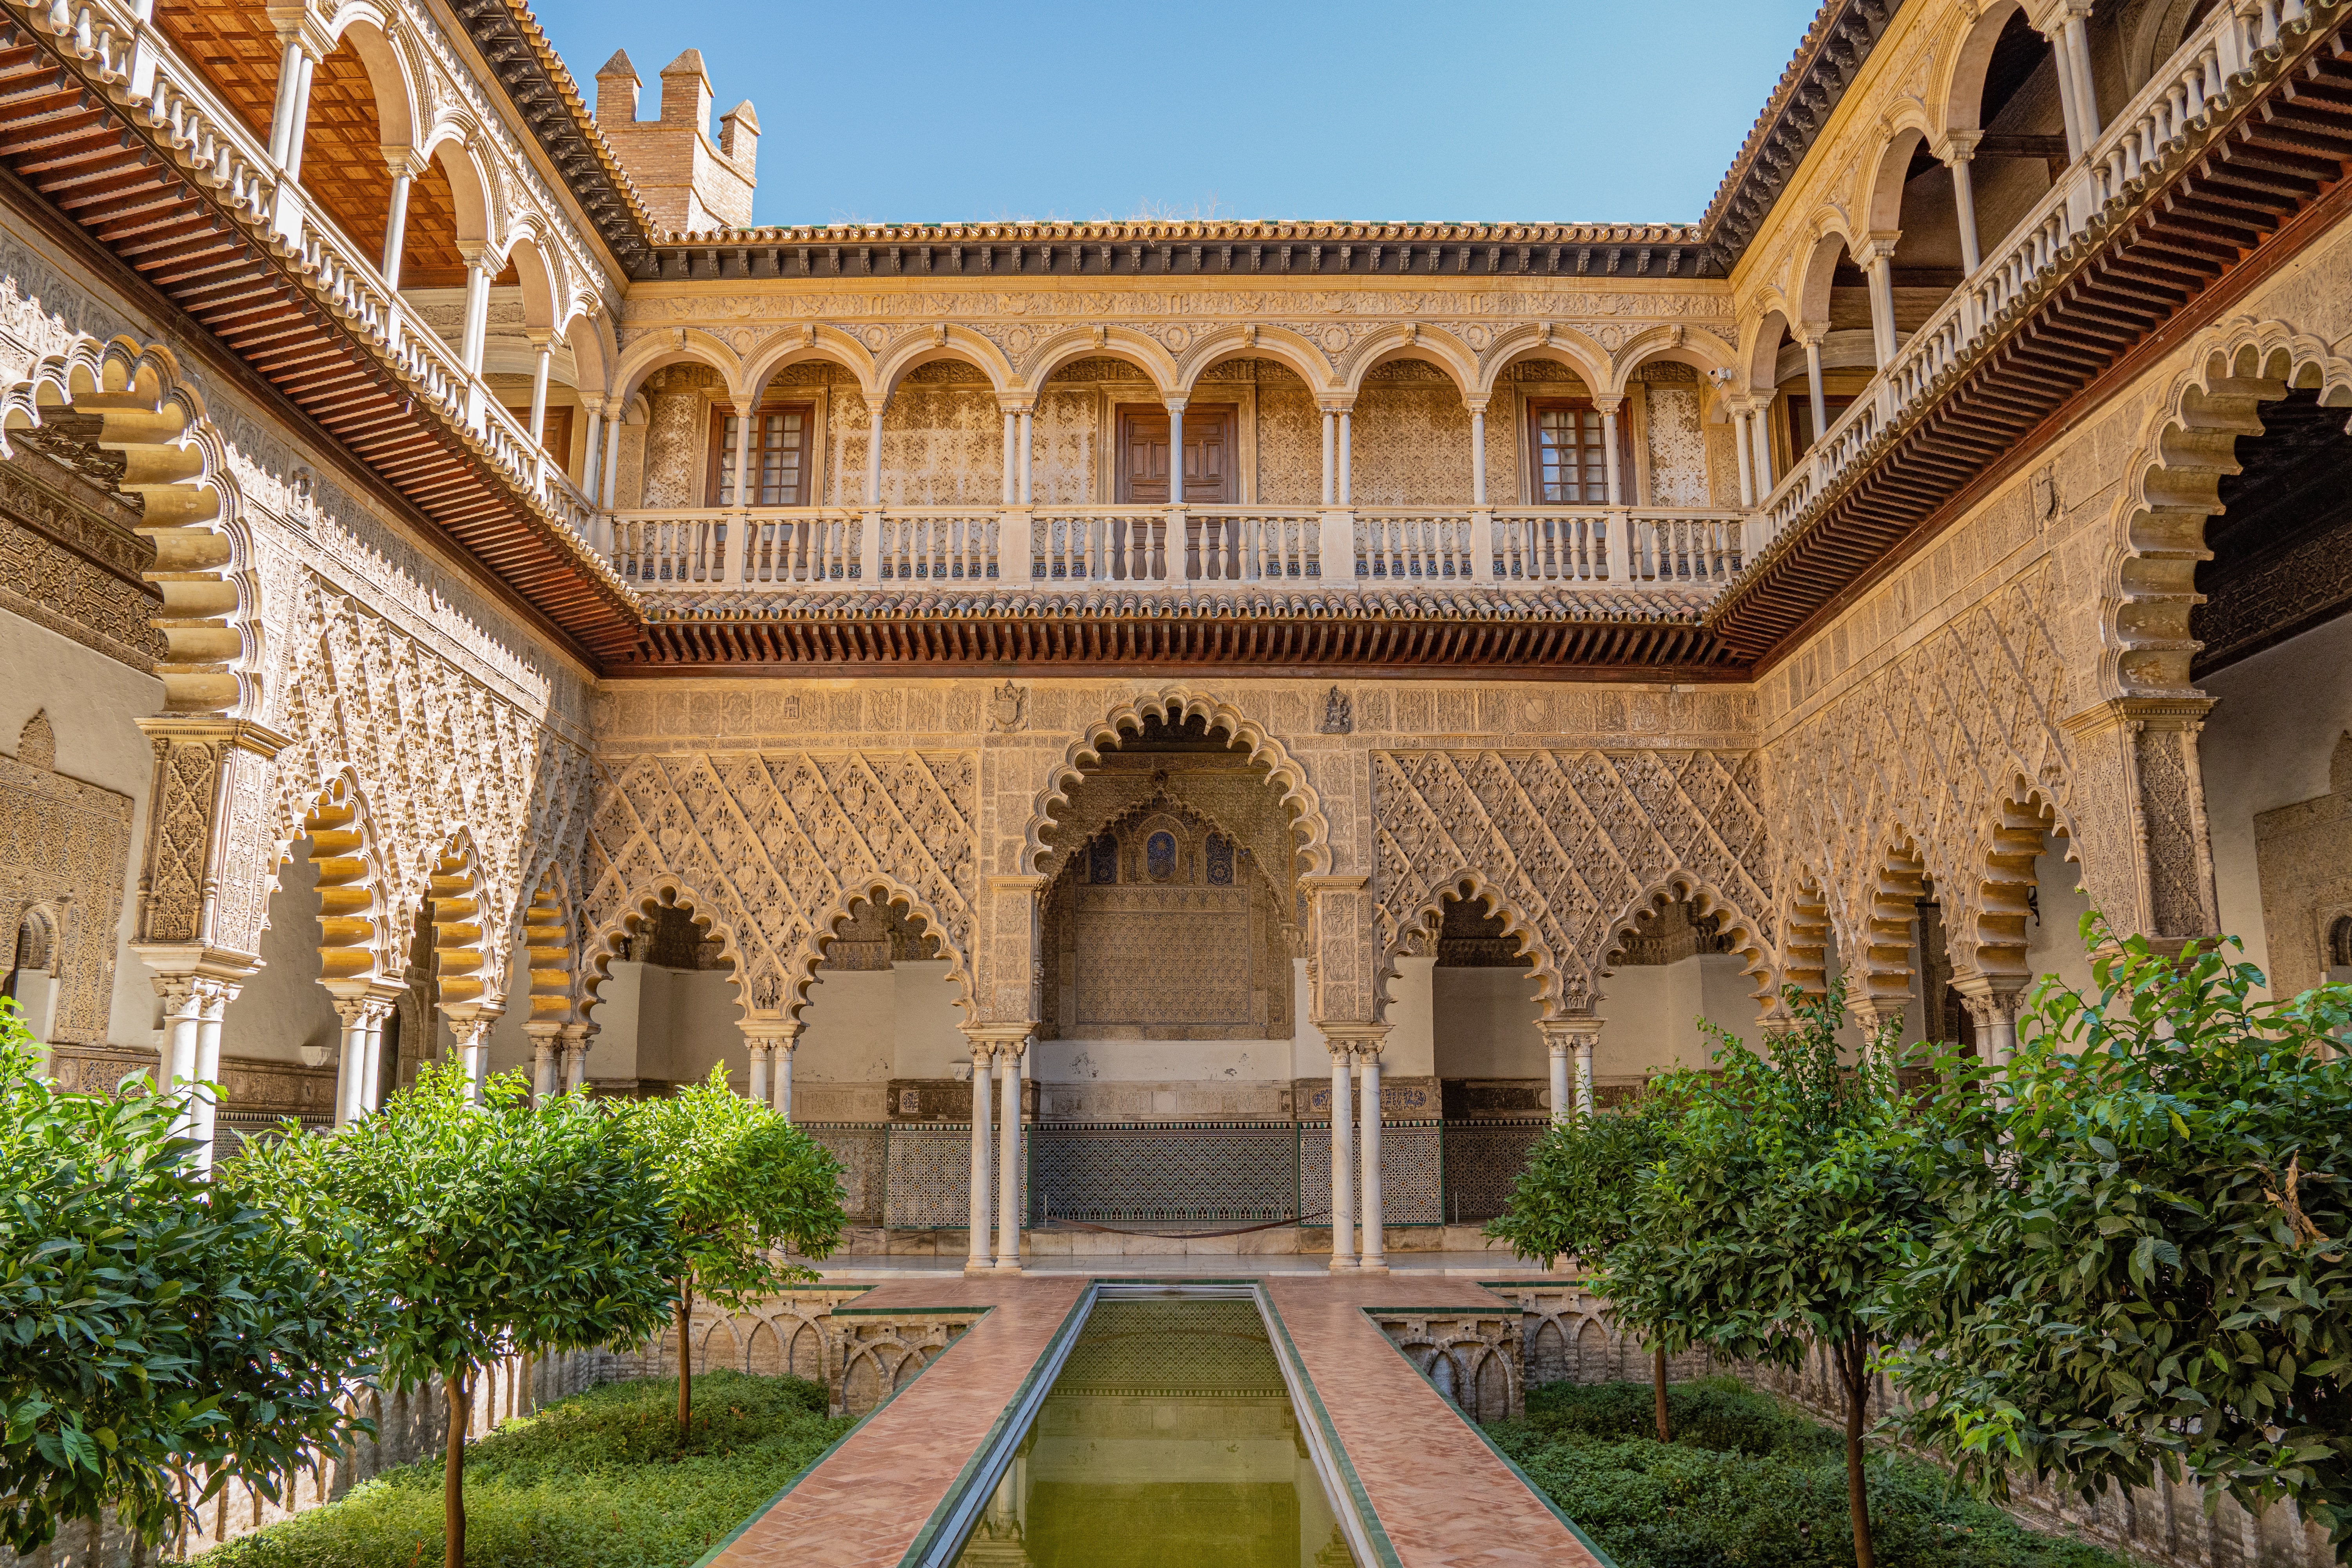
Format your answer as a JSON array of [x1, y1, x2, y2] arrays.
[[951, 1298, 1352, 1567]]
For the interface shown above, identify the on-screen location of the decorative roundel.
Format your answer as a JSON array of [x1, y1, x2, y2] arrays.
[[1005, 326, 1033, 357], [1321, 325, 1350, 354], [862, 325, 889, 350], [1463, 324, 1492, 351], [1163, 325, 1189, 352]]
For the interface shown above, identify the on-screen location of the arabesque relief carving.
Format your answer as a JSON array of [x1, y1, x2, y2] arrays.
[[1, 710, 133, 1042]]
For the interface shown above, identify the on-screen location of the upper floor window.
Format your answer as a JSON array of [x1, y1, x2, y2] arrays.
[[1528, 400, 1607, 505], [707, 405, 813, 506]]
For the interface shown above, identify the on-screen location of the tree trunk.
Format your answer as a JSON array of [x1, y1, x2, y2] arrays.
[[443, 1366, 470, 1568], [1839, 1331, 1875, 1568], [675, 1287, 693, 1443], [1651, 1345, 1670, 1442]]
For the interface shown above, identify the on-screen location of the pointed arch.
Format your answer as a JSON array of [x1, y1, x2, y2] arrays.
[[2101, 320, 2352, 699], [0, 335, 255, 716], [1021, 688, 1332, 880], [1020, 326, 1181, 399], [780, 875, 974, 1026], [1374, 871, 1571, 1024]]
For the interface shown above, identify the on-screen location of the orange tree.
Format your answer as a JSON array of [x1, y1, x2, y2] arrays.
[[617, 1066, 844, 1440], [1885, 920, 2352, 1560]]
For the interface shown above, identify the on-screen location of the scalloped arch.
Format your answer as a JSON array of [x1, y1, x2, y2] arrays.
[[781, 874, 975, 1026], [581, 878, 749, 1024], [1373, 870, 1567, 1024], [2101, 319, 2352, 699], [1954, 780, 2083, 986], [1020, 689, 1332, 880], [1596, 870, 1778, 1010]]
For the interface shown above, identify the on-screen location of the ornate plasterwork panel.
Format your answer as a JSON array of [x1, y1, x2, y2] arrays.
[[1763, 561, 2078, 988], [1371, 748, 1775, 1016], [2254, 733, 2352, 998], [1, 711, 132, 1043], [265, 572, 594, 1000], [581, 750, 978, 1020]]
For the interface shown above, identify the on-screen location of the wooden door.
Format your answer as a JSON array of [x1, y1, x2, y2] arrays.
[[1118, 405, 1234, 504]]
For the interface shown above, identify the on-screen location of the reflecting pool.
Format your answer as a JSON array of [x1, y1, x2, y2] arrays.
[[952, 1298, 1352, 1567]]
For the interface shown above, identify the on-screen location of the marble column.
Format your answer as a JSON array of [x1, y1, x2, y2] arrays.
[[1732, 407, 1755, 508], [746, 1041, 770, 1106], [773, 1031, 797, 1120], [457, 248, 492, 376], [866, 397, 888, 505], [1599, 398, 1624, 505], [996, 1037, 1024, 1272], [599, 401, 624, 508], [967, 1041, 995, 1274], [1798, 328, 1828, 445], [451, 1014, 493, 1103], [1940, 134, 1983, 274], [1328, 1043, 1354, 1269], [526, 1021, 562, 1106], [1337, 410, 1352, 506], [1469, 402, 1488, 507], [154, 979, 206, 1146], [1320, 410, 1336, 505], [379, 153, 417, 290], [1167, 400, 1186, 507], [559, 1022, 594, 1097], [1545, 1029, 1572, 1124], [334, 998, 373, 1126], [190, 982, 236, 1172], [1357, 1046, 1385, 1273]]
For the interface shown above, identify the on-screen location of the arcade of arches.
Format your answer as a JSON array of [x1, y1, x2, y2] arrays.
[[3, 0, 2352, 1294]]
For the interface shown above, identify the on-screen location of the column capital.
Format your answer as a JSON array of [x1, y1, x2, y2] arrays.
[[1592, 393, 1625, 416], [742, 1018, 803, 1046], [1318, 1021, 1388, 1055], [265, 5, 335, 61], [1948, 972, 2031, 1027], [1858, 232, 1903, 265], [2030, 0, 2095, 32], [457, 241, 497, 272], [961, 1022, 1033, 1051], [382, 145, 431, 181], [1317, 398, 1355, 416], [522, 327, 556, 350], [521, 1017, 565, 1043], [864, 392, 891, 415], [1162, 395, 1189, 414], [1792, 320, 1830, 348], [996, 396, 1036, 416], [1538, 1015, 1606, 1045], [1933, 129, 1984, 165], [1462, 396, 1490, 416]]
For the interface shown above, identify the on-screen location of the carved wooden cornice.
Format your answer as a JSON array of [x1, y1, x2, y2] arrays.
[[1697, 0, 1904, 261], [445, 0, 659, 278]]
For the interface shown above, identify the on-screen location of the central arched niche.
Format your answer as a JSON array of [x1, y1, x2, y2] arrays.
[[1034, 710, 1306, 1121]]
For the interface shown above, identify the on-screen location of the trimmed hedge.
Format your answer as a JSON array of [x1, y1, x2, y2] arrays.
[[1488, 1378, 2143, 1568], [203, 1372, 850, 1568]]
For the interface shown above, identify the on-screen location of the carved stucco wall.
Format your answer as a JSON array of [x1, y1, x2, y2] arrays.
[[1, 711, 132, 1043]]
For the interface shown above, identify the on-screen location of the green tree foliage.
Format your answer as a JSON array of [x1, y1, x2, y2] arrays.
[[0, 1002, 375, 1554], [617, 1067, 844, 1440], [1486, 1095, 1684, 1437], [297, 1063, 679, 1568], [1886, 918, 2352, 1557], [1603, 983, 1936, 1568]]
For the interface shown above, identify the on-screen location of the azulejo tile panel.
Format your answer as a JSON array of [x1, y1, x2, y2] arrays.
[[1298, 1120, 1443, 1227], [1439, 1120, 1548, 1225], [1029, 1122, 1299, 1222], [882, 1122, 1025, 1229]]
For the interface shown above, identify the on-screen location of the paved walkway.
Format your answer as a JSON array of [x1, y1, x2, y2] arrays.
[[704, 1267, 1599, 1568]]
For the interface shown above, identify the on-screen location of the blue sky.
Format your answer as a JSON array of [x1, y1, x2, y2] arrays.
[[538, 1, 1822, 229]]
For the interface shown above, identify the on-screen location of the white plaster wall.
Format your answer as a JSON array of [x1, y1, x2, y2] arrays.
[[0, 609, 165, 1047], [1430, 966, 1543, 1078], [589, 959, 648, 1080], [664, 967, 744, 1088], [891, 960, 969, 1077], [796, 968, 897, 1083], [2198, 610, 2352, 996], [1597, 954, 1762, 1075], [1381, 955, 1436, 1078], [2023, 834, 2098, 1005], [220, 849, 340, 1065]]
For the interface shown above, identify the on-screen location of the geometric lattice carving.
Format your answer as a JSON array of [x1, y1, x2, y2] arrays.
[[1372, 749, 1774, 1016], [582, 750, 976, 1019]]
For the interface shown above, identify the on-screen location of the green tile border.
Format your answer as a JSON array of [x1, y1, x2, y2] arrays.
[[1361, 1307, 1623, 1568], [894, 1285, 1098, 1568], [686, 1305, 992, 1568], [1256, 1288, 1404, 1568]]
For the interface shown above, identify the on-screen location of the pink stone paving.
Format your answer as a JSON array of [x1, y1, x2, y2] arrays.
[[704, 1269, 1601, 1568]]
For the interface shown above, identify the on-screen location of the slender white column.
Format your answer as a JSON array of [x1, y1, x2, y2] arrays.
[[1337, 411, 1352, 506], [334, 1000, 371, 1127], [266, 35, 308, 166], [1749, 398, 1776, 492], [526, 1022, 561, 1105], [358, 1000, 392, 1112], [1546, 1033, 1571, 1125], [1017, 410, 1033, 504], [1944, 143, 1982, 274], [1801, 334, 1828, 446], [458, 250, 492, 375], [580, 406, 604, 505], [1469, 404, 1488, 507], [380, 162, 414, 289], [1732, 408, 1755, 507], [1357, 1049, 1384, 1272], [1167, 401, 1185, 507], [746, 1041, 769, 1105], [1576, 1038, 1596, 1116], [2062, 11, 2102, 145], [2047, 25, 2087, 161], [1000, 410, 1017, 505], [157, 980, 204, 1142], [600, 401, 624, 505], [190, 984, 233, 1172], [1600, 400, 1624, 505], [729, 398, 757, 506], [865, 397, 887, 505], [1328, 1044, 1354, 1269], [526, 333, 553, 452], [996, 1039, 1023, 1272], [773, 1031, 797, 1120], [452, 1015, 492, 1104], [1320, 410, 1336, 506], [967, 1043, 995, 1272], [1863, 245, 1899, 368], [559, 1022, 592, 1098], [283, 50, 317, 178]]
